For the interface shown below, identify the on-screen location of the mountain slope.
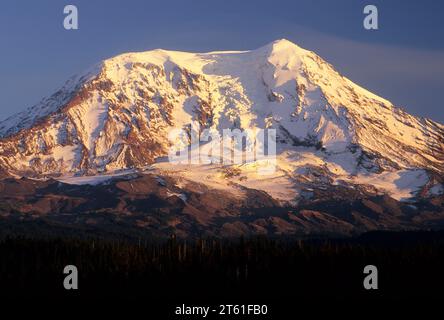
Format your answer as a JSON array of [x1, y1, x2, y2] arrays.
[[1, 173, 444, 238], [0, 39, 443, 203]]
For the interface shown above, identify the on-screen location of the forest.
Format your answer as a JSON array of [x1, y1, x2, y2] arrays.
[[1, 231, 444, 303]]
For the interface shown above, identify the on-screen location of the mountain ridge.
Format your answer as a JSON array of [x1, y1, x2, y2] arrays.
[[0, 39, 444, 237], [0, 39, 443, 203]]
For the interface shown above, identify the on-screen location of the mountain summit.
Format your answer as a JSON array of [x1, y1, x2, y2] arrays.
[[0, 39, 444, 237], [0, 39, 442, 198]]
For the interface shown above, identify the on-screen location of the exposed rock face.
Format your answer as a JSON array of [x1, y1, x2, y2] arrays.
[[0, 39, 443, 177], [0, 39, 443, 238], [1, 174, 444, 239]]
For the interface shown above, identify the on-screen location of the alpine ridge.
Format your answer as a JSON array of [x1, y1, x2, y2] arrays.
[[0, 39, 443, 209]]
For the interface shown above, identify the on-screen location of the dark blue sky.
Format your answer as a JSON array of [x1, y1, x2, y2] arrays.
[[1, 0, 443, 122]]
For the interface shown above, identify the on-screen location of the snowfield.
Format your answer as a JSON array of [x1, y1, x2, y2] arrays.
[[0, 39, 443, 203]]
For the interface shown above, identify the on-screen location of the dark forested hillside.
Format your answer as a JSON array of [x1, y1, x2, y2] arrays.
[[1, 231, 444, 303]]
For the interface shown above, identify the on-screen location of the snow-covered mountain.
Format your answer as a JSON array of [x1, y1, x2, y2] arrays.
[[0, 39, 443, 203]]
